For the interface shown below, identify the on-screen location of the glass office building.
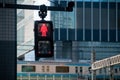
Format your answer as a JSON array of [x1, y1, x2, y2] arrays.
[[51, 0, 120, 62], [16, 0, 120, 62]]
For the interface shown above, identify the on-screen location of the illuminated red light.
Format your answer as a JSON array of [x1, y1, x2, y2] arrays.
[[39, 23, 48, 37]]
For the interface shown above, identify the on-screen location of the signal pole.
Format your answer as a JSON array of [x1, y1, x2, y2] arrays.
[[91, 49, 96, 80], [110, 66, 114, 80]]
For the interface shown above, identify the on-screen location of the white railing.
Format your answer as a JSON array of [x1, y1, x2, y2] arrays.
[[92, 54, 120, 70]]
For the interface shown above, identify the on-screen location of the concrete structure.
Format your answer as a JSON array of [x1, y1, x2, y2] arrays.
[[51, 0, 120, 62], [92, 54, 120, 70], [17, 0, 34, 60]]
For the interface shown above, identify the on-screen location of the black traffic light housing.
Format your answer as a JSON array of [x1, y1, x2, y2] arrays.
[[34, 20, 54, 60], [66, 1, 75, 11]]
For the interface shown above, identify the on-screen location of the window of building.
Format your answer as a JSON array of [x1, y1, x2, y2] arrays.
[[77, 7, 83, 29], [62, 41, 72, 59], [68, 29, 75, 40], [22, 65, 35, 72], [46, 66, 50, 72], [119, 67, 120, 71], [17, 10, 24, 23], [93, 7, 99, 41], [114, 68, 118, 73], [118, 6, 120, 41], [99, 69, 102, 74], [101, 3, 108, 41], [85, 4, 91, 41], [17, 26, 24, 45], [17, 0, 25, 4], [80, 67, 83, 73], [104, 68, 107, 73], [56, 66, 69, 73], [75, 67, 78, 73], [55, 41, 62, 59], [85, 6, 91, 30], [118, 5, 120, 30], [42, 66, 45, 72], [55, 41, 72, 60]]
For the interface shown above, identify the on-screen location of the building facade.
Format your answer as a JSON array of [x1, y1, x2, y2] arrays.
[[17, 0, 34, 59], [51, 0, 120, 62], [17, 0, 120, 62], [16, 0, 120, 79]]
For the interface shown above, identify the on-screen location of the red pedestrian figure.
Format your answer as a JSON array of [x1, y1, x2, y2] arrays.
[[39, 23, 48, 37]]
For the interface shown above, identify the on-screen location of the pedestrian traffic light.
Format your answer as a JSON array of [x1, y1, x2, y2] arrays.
[[34, 20, 54, 60]]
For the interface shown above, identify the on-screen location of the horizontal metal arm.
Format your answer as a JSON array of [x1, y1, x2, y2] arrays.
[[0, 2, 74, 12]]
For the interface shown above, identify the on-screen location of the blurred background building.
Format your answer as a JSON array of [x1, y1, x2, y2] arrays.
[[17, 0, 120, 62], [51, 0, 120, 62], [16, 0, 120, 80], [17, 0, 34, 60]]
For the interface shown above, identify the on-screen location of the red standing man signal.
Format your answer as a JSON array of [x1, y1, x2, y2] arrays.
[[39, 23, 48, 37], [34, 21, 54, 60]]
